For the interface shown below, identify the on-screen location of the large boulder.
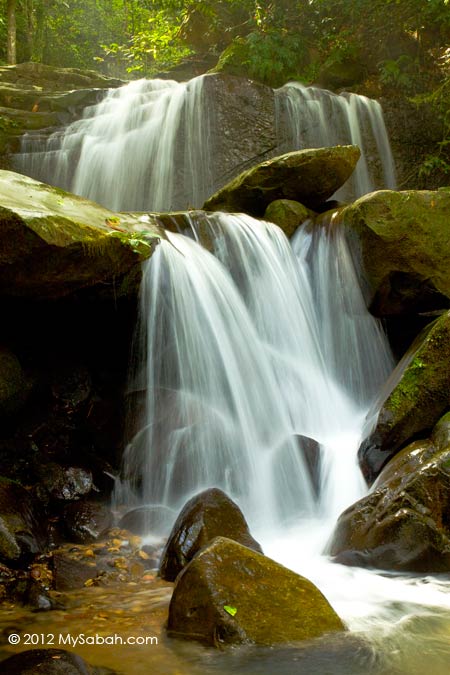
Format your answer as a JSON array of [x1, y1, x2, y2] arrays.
[[263, 199, 311, 237], [340, 188, 450, 316], [168, 536, 345, 646], [0, 478, 47, 565], [203, 146, 361, 216], [159, 488, 262, 582], [359, 310, 450, 483], [329, 415, 450, 572], [0, 170, 163, 298]]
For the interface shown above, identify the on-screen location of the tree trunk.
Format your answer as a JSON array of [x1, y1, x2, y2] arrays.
[[7, 0, 17, 65]]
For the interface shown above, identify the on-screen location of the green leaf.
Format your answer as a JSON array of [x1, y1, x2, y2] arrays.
[[224, 605, 237, 616]]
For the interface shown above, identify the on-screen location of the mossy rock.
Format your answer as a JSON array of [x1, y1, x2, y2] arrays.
[[203, 146, 360, 216], [159, 488, 262, 582], [330, 425, 450, 572], [0, 170, 164, 298], [0, 477, 47, 564], [359, 310, 450, 483], [340, 189, 450, 315], [168, 537, 345, 646], [0, 62, 124, 91], [263, 199, 312, 237]]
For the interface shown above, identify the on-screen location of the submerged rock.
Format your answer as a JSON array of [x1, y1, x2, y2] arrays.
[[359, 310, 450, 483], [159, 488, 262, 582], [203, 146, 361, 216], [330, 417, 450, 572], [0, 648, 116, 674], [119, 505, 174, 537], [168, 536, 345, 646], [0, 170, 163, 299], [0, 478, 46, 564], [340, 188, 450, 316]]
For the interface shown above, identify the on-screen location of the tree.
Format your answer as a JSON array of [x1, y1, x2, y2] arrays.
[[6, 0, 16, 64]]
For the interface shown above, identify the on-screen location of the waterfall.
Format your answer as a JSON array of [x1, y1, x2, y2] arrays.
[[275, 82, 397, 200], [15, 76, 212, 212], [15, 76, 395, 212], [121, 212, 394, 528]]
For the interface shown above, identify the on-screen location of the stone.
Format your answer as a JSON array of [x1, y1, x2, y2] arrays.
[[168, 536, 345, 646], [263, 199, 312, 237], [51, 364, 92, 414], [0, 478, 46, 565], [0, 170, 163, 299], [203, 146, 361, 216], [329, 429, 450, 572], [0, 648, 117, 674], [40, 464, 93, 502], [118, 505, 174, 536], [159, 488, 262, 582], [359, 310, 450, 483], [52, 552, 98, 591], [63, 501, 113, 544], [340, 188, 450, 316], [0, 346, 29, 418]]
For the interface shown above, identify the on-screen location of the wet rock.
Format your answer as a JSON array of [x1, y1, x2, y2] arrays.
[[63, 501, 113, 544], [263, 199, 311, 237], [159, 488, 262, 582], [359, 310, 450, 483], [295, 435, 321, 496], [52, 552, 98, 591], [51, 364, 92, 414], [0, 478, 47, 565], [168, 536, 345, 646], [340, 188, 450, 316], [0, 346, 29, 418], [119, 505, 174, 536], [40, 464, 93, 502], [203, 146, 361, 216], [330, 427, 450, 572], [0, 648, 116, 674], [0, 170, 163, 299]]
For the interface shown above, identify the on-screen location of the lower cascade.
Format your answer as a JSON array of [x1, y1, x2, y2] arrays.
[[118, 210, 450, 672]]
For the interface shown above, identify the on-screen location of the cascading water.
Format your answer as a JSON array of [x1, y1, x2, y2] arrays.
[[15, 76, 395, 211], [276, 82, 397, 199], [121, 212, 393, 527], [15, 76, 212, 212]]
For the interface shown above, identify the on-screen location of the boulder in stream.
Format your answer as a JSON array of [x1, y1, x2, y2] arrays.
[[168, 536, 346, 646], [330, 413, 450, 572], [202, 145, 361, 215], [340, 188, 450, 316], [0, 170, 163, 299], [0, 648, 117, 674], [263, 199, 312, 237], [359, 309, 450, 483], [0, 477, 47, 565], [159, 488, 262, 581]]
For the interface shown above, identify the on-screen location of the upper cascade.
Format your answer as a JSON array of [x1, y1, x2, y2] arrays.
[[14, 74, 396, 213]]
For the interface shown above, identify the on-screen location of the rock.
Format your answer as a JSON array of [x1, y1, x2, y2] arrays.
[[203, 146, 360, 216], [0, 648, 116, 674], [359, 310, 450, 483], [0, 62, 125, 91], [0, 478, 46, 565], [168, 537, 345, 646], [159, 488, 262, 582], [263, 199, 311, 237], [118, 505, 174, 536], [295, 435, 321, 496], [0, 346, 28, 418], [340, 189, 450, 316], [52, 552, 98, 591], [329, 426, 450, 572], [63, 501, 113, 544], [40, 464, 93, 502], [0, 170, 163, 299], [51, 364, 92, 414]]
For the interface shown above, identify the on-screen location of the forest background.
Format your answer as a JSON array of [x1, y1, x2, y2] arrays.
[[1, 1, 449, 180]]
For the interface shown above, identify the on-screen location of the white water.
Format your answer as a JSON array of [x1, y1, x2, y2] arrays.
[[122, 212, 450, 670], [16, 77, 395, 211], [276, 82, 397, 199], [15, 76, 212, 211]]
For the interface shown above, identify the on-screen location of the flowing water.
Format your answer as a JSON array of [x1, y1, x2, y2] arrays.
[[15, 76, 395, 211]]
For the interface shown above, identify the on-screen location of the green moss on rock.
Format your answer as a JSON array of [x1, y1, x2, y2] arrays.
[[168, 536, 345, 646], [203, 146, 360, 216], [340, 189, 450, 315], [263, 199, 311, 237]]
